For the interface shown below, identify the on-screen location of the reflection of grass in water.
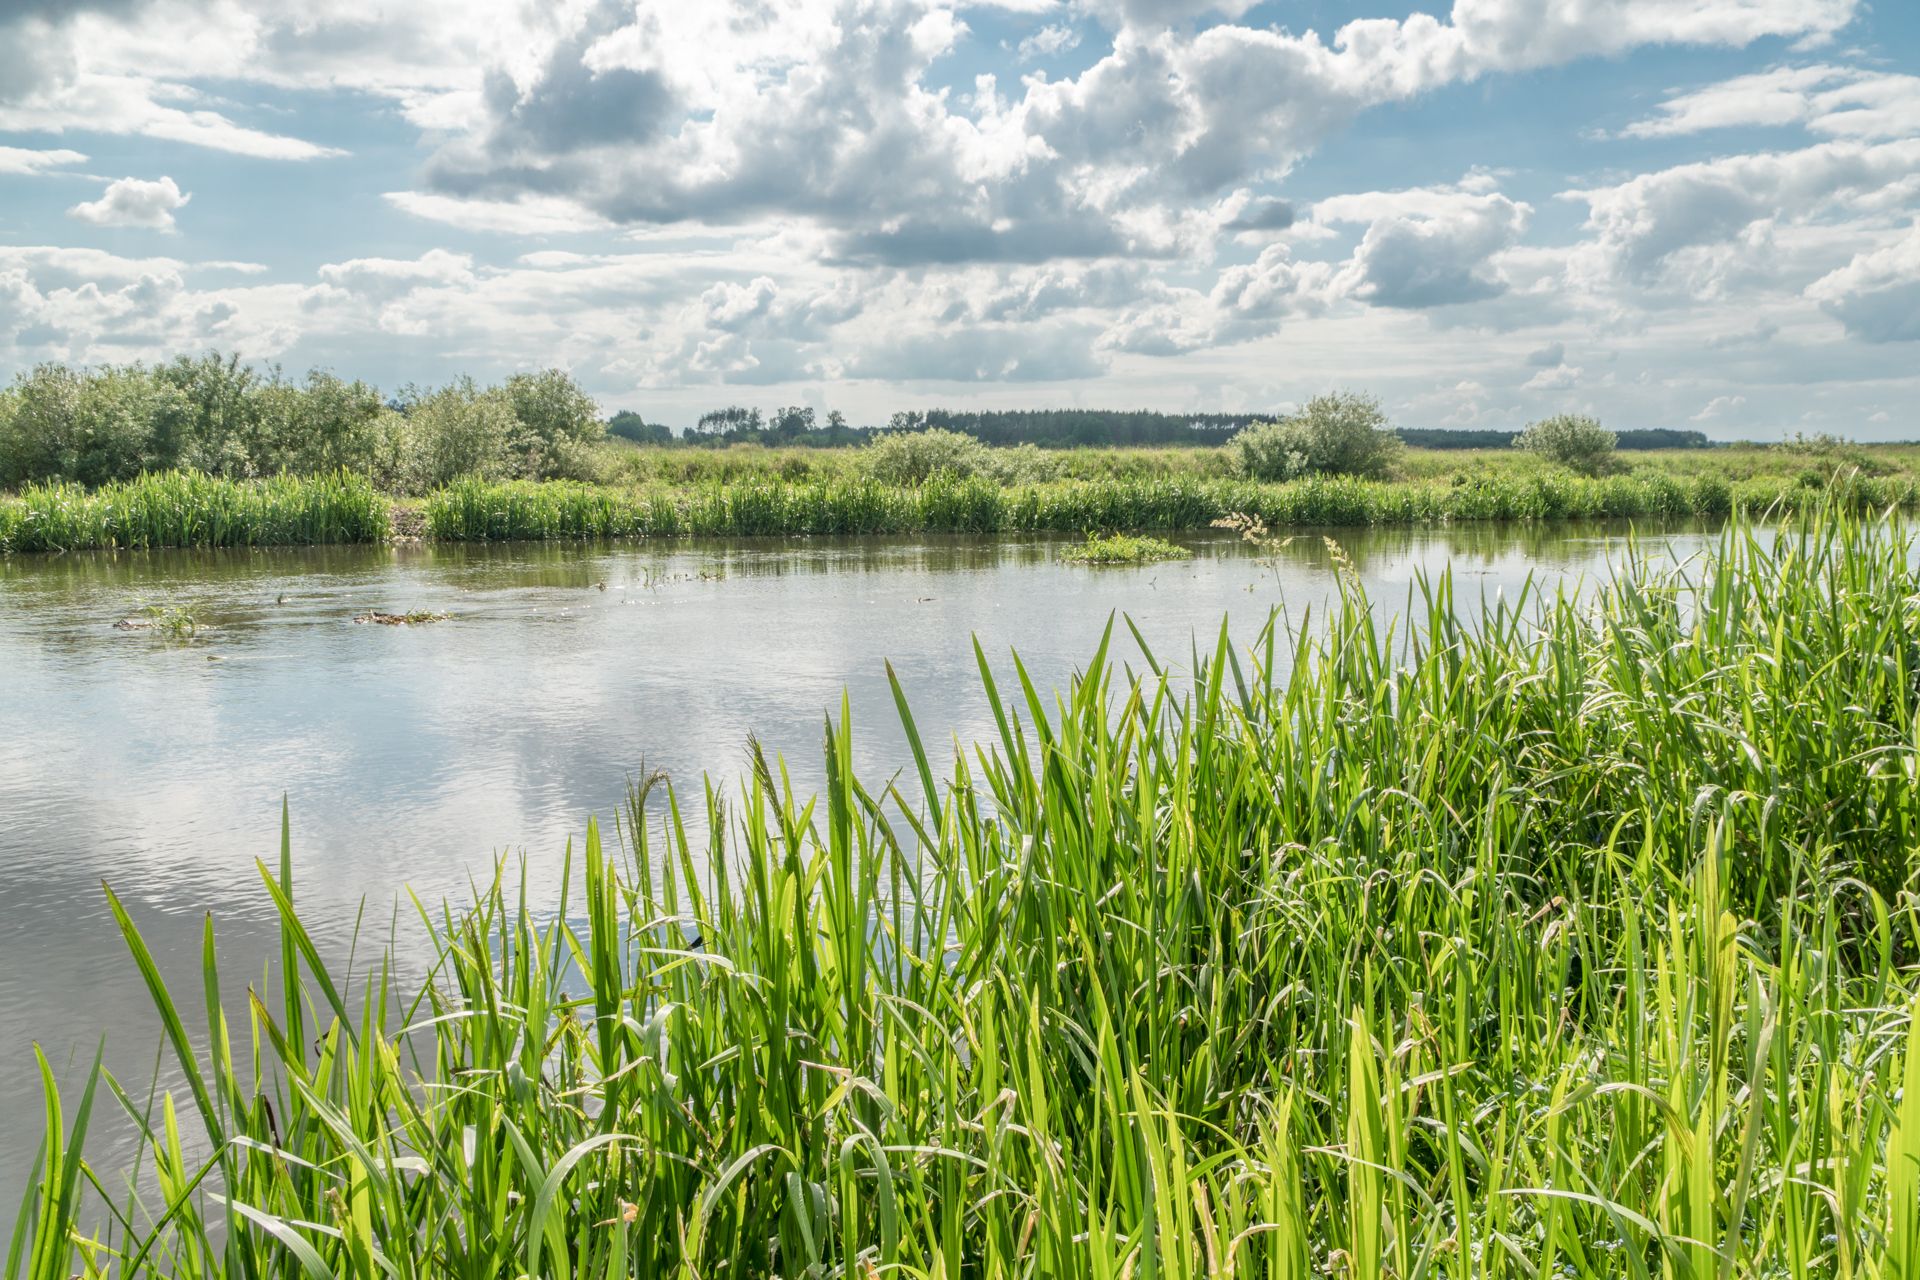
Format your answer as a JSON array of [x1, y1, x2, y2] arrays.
[[28, 507, 1920, 1279], [1061, 532, 1191, 564]]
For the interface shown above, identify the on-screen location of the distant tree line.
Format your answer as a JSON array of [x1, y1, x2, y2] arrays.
[[629, 410, 1717, 452], [608, 406, 1270, 449], [890, 409, 1259, 447], [1396, 427, 1712, 451]]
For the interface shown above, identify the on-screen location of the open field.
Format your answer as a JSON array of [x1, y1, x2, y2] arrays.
[[5, 444, 1920, 552], [20, 509, 1920, 1276]]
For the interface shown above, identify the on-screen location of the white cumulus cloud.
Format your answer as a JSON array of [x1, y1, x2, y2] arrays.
[[67, 175, 190, 229]]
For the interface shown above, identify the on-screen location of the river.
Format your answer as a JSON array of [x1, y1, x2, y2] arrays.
[[0, 521, 1722, 1221]]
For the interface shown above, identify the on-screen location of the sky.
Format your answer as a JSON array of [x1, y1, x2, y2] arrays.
[[0, 0, 1916, 437]]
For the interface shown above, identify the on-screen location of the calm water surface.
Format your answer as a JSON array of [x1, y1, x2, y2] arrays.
[[0, 522, 1720, 1218]]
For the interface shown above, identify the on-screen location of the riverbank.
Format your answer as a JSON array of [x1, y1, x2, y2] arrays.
[[4, 451, 1917, 551], [21, 510, 1920, 1275]]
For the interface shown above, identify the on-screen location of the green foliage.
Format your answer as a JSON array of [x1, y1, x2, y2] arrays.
[[11, 465, 1917, 553], [142, 603, 197, 639], [861, 428, 998, 485], [398, 467, 1920, 544], [503, 369, 607, 481], [0, 358, 607, 494], [396, 378, 519, 490], [606, 411, 673, 445], [1231, 391, 1402, 481], [0, 470, 389, 552], [1400, 425, 1712, 450], [0, 363, 195, 487], [1060, 531, 1191, 563], [898, 405, 1258, 445], [1516, 412, 1619, 475], [1771, 430, 1894, 477], [25, 511, 1920, 1278], [158, 353, 266, 477]]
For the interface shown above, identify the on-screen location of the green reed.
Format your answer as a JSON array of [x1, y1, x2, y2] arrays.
[[9, 466, 1913, 553], [0, 471, 389, 552], [18, 507, 1920, 1278], [423, 469, 1918, 542]]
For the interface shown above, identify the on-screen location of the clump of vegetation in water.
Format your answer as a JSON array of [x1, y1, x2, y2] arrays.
[[112, 603, 198, 637], [352, 610, 448, 625], [24, 507, 1920, 1278], [1061, 531, 1191, 563], [145, 604, 197, 638]]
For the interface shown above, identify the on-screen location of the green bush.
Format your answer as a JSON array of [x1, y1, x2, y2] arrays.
[[1770, 431, 1892, 477], [1231, 391, 1401, 482], [252, 370, 389, 477], [0, 357, 610, 493], [981, 441, 1062, 485], [1515, 413, 1617, 476], [0, 363, 196, 487], [397, 379, 519, 490], [862, 428, 995, 484], [503, 369, 607, 481]]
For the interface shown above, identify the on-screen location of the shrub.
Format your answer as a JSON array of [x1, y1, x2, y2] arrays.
[[160, 353, 269, 477], [0, 363, 197, 487], [1515, 413, 1617, 476], [253, 370, 389, 477], [503, 369, 606, 481], [1770, 431, 1891, 477], [399, 379, 518, 490], [862, 428, 995, 485], [1231, 392, 1401, 481], [982, 442, 1062, 485]]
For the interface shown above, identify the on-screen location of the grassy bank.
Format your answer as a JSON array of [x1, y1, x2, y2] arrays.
[[423, 467, 1918, 540], [21, 510, 1920, 1276], [5, 453, 1919, 551]]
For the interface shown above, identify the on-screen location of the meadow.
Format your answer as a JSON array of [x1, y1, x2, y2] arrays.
[[6, 445, 1919, 551], [18, 507, 1920, 1277]]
